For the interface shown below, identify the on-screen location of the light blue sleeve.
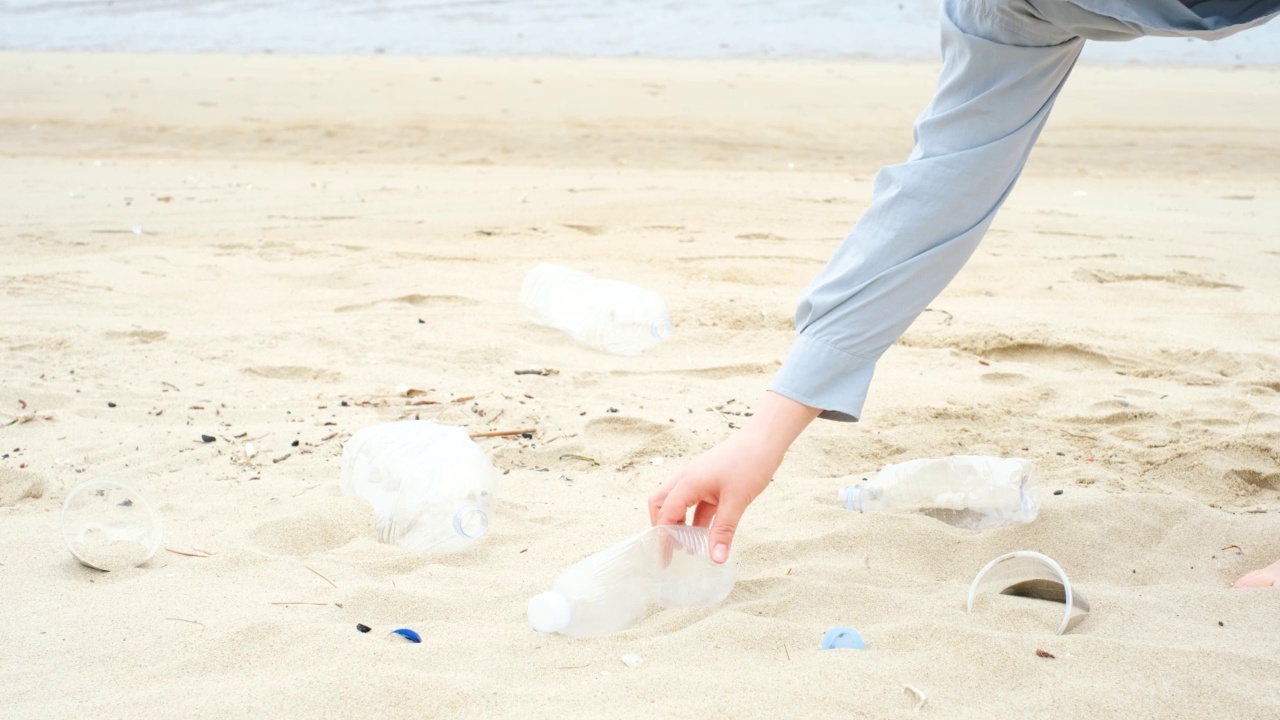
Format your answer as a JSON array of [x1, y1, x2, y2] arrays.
[[769, 0, 1085, 422]]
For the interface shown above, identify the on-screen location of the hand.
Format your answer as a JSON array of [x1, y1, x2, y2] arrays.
[[649, 391, 820, 563]]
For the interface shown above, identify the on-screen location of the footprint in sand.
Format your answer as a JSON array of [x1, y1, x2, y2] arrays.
[[970, 340, 1115, 371], [0, 468, 46, 507], [248, 496, 373, 556], [610, 362, 776, 380], [1066, 400, 1157, 425], [102, 329, 168, 344], [1148, 440, 1280, 508], [584, 415, 670, 442], [725, 576, 794, 617], [980, 372, 1028, 385], [674, 256, 819, 286], [242, 366, 342, 382], [334, 294, 478, 313], [691, 304, 794, 332], [1074, 268, 1242, 290]]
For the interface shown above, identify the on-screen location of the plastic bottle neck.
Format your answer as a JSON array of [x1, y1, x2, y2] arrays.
[[452, 504, 489, 539], [839, 485, 865, 512]]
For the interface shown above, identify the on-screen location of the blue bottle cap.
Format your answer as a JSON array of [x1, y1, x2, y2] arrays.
[[386, 628, 422, 644], [821, 626, 864, 650]]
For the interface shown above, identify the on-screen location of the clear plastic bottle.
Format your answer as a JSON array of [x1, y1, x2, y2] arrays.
[[340, 421, 496, 553], [527, 525, 736, 637], [519, 262, 674, 355], [838, 456, 1039, 530]]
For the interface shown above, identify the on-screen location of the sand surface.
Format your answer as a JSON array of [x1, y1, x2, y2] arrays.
[[2, 52, 1278, 718]]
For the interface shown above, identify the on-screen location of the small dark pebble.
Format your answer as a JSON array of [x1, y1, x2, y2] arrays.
[[1218, 621, 1224, 627], [107, 402, 117, 408], [1035, 649, 1056, 659], [291, 440, 299, 447], [1055, 452, 1065, 456], [340, 401, 349, 407], [1, 454, 7, 460], [200, 435, 216, 443], [1053, 489, 1064, 496], [118, 499, 133, 507], [417, 318, 425, 324], [606, 407, 619, 413], [521, 433, 534, 439], [356, 624, 371, 634]]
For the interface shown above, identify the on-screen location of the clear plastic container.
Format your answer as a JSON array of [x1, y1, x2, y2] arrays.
[[519, 262, 674, 355], [967, 550, 1090, 635], [61, 479, 163, 571], [528, 525, 736, 637], [340, 421, 497, 553], [838, 456, 1039, 530]]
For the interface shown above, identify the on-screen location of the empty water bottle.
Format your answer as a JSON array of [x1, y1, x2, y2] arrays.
[[838, 456, 1039, 530], [519, 263, 673, 355], [527, 525, 735, 637], [340, 421, 496, 553]]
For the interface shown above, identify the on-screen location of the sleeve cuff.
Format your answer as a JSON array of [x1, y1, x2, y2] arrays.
[[768, 334, 878, 423]]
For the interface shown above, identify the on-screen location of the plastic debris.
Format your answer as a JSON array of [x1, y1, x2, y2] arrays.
[[820, 626, 864, 650], [386, 628, 422, 643]]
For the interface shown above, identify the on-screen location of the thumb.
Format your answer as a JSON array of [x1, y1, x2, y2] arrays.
[[707, 497, 747, 564]]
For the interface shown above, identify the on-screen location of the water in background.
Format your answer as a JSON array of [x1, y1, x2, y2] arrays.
[[1, 0, 1276, 64]]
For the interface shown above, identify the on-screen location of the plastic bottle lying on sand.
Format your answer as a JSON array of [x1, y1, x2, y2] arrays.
[[528, 525, 735, 637], [519, 262, 674, 355], [838, 456, 1039, 530], [340, 421, 496, 553]]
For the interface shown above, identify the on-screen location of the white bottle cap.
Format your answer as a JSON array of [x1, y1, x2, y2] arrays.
[[528, 592, 571, 633]]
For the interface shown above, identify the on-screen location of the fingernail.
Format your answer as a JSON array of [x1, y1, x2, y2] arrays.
[[712, 544, 728, 563]]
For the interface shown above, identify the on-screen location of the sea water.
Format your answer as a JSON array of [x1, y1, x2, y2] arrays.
[[1, 0, 1276, 64]]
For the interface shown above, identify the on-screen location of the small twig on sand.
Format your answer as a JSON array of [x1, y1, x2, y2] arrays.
[[1222, 544, 1244, 555], [514, 368, 559, 376], [470, 427, 535, 439], [922, 307, 953, 324], [272, 453, 291, 464], [3, 412, 54, 427], [161, 382, 181, 392], [306, 565, 337, 589], [560, 454, 599, 466], [489, 409, 505, 425], [293, 484, 320, 498], [165, 617, 206, 631], [166, 548, 212, 558]]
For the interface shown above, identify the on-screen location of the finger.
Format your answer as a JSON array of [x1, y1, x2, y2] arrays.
[[648, 478, 678, 526], [707, 496, 747, 564], [655, 481, 699, 527], [691, 501, 717, 528]]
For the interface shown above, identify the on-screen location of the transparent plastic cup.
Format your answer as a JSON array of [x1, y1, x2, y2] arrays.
[[61, 479, 163, 571], [966, 550, 1090, 635]]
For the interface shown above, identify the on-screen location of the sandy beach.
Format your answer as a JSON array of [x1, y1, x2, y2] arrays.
[[2, 52, 1278, 718]]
